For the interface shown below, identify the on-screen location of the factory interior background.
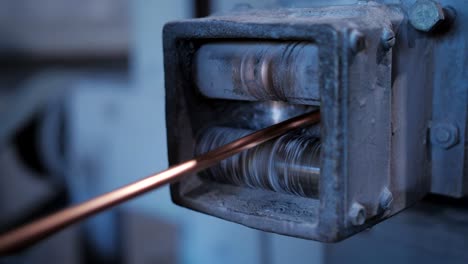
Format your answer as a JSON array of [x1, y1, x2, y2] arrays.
[[1, 0, 467, 263]]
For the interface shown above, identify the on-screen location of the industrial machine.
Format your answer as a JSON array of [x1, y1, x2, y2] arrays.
[[0, 0, 467, 257], [164, 0, 467, 242]]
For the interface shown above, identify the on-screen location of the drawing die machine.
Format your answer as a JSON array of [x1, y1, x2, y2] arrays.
[[163, 0, 467, 242]]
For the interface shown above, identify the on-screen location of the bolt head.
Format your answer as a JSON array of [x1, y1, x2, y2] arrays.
[[349, 30, 366, 53], [381, 28, 395, 50], [349, 202, 366, 226], [431, 123, 459, 149], [379, 188, 393, 211], [409, 0, 445, 32]]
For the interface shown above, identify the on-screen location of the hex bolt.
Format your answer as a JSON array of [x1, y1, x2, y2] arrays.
[[379, 188, 394, 211], [349, 30, 366, 53], [381, 28, 395, 50], [409, 0, 447, 32], [430, 123, 459, 149], [348, 202, 366, 226]]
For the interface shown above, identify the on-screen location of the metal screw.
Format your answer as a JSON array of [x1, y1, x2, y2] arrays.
[[349, 30, 366, 53], [409, 0, 445, 32], [379, 188, 393, 211], [348, 202, 366, 226], [381, 28, 395, 50], [430, 123, 459, 149]]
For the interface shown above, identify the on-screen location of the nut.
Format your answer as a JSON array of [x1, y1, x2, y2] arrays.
[[431, 123, 459, 149], [409, 0, 445, 32], [348, 202, 366, 226]]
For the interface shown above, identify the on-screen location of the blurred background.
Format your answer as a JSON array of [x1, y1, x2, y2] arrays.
[[0, 0, 467, 263]]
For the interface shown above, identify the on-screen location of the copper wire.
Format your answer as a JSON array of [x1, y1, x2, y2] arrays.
[[0, 110, 320, 255]]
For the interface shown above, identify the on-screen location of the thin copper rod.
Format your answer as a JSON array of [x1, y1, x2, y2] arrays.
[[0, 110, 320, 255]]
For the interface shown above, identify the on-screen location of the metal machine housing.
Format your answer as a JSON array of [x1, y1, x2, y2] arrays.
[[164, 3, 432, 241]]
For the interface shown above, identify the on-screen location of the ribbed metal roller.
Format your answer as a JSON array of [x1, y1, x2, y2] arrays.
[[196, 126, 321, 198]]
